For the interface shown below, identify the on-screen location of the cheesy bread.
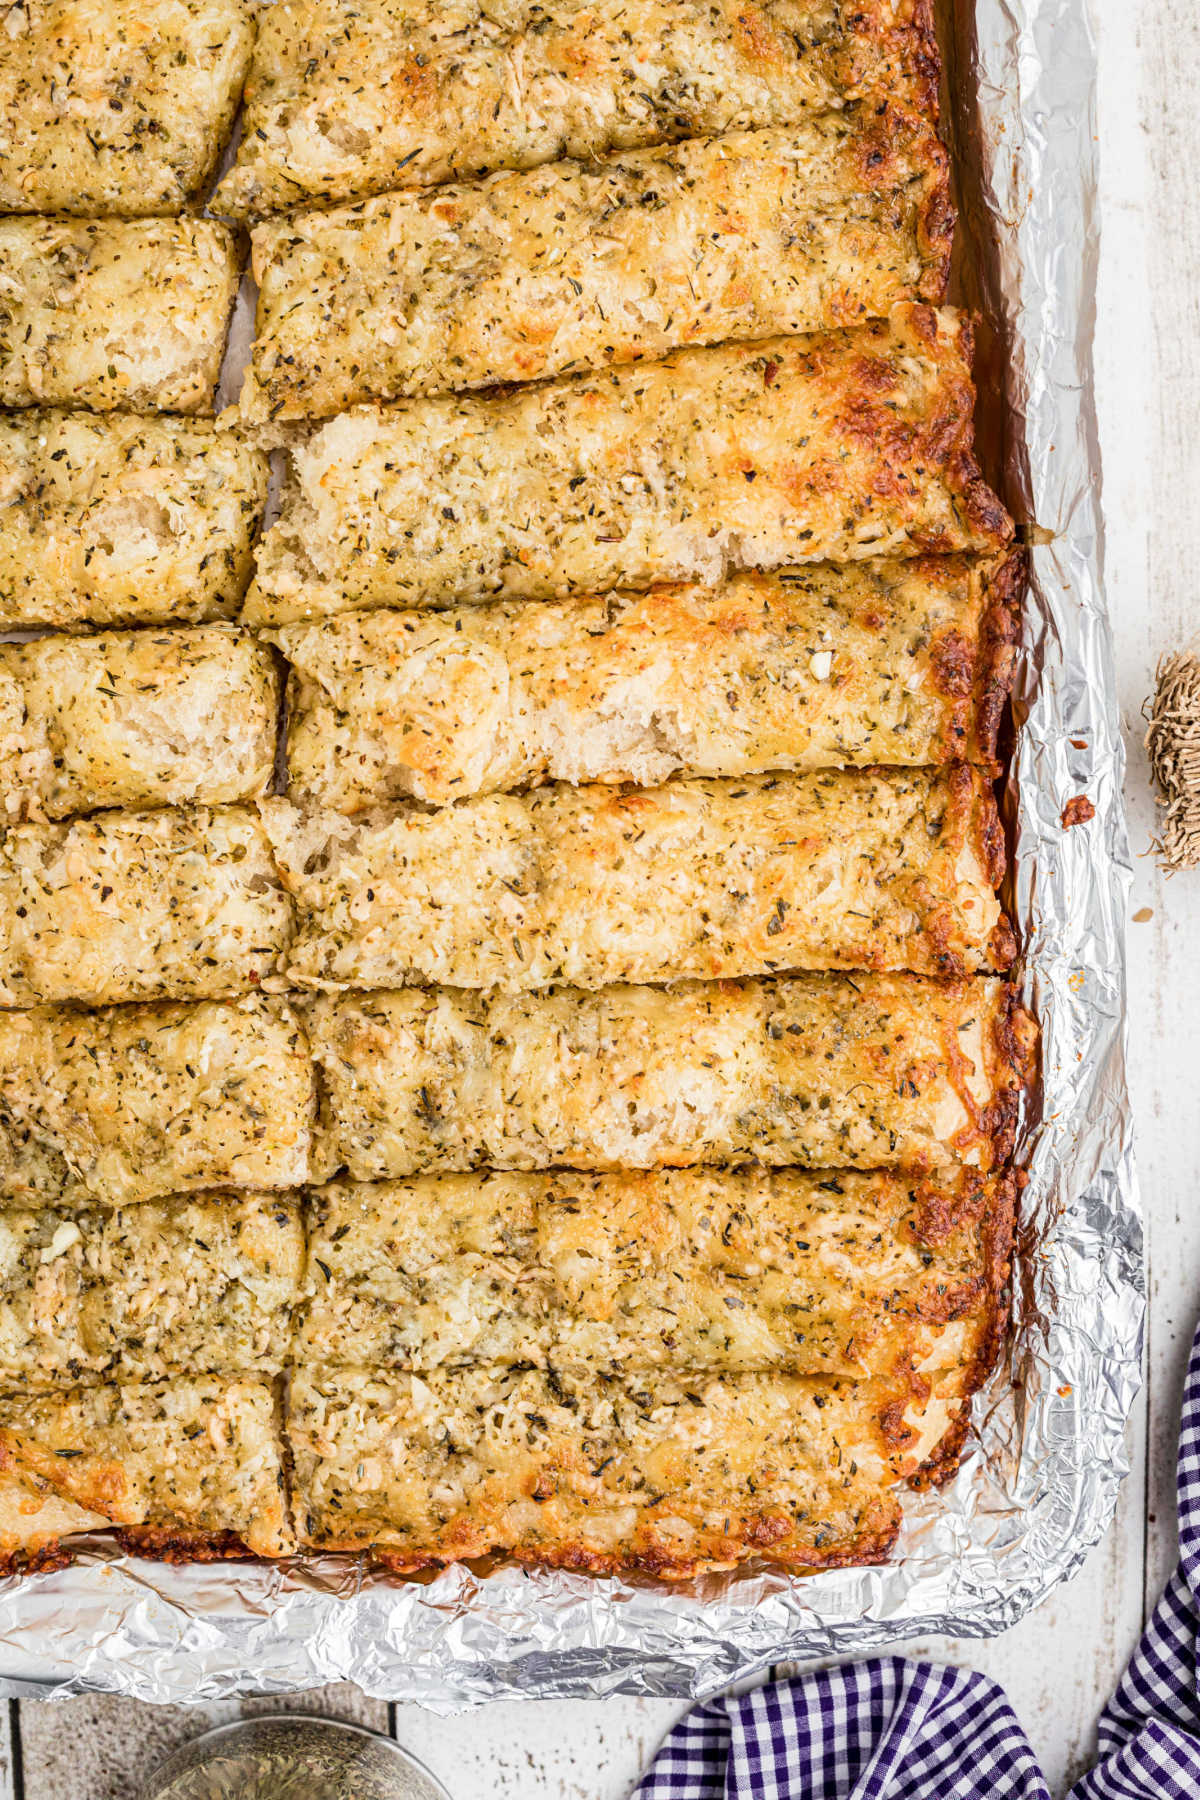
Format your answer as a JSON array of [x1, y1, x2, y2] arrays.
[[0, 995, 314, 1207], [0, 806, 293, 1008], [245, 308, 1012, 625], [0, 0, 254, 216], [0, 412, 268, 630], [218, 0, 939, 219], [308, 975, 1033, 1181], [298, 1167, 1014, 1384], [266, 768, 1011, 993], [242, 110, 951, 420], [0, 1378, 294, 1562], [288, 1361, 956, 1575], [0, 218, 239, 414], [0, 627, 279, 823], [0, 1471, 108, 1574], [0, 1193, 303, 1388], [275, 555, 1022, 811]]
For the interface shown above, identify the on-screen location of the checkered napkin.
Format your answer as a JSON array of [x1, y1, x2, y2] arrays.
[[634, 1322, 1200, 1800]]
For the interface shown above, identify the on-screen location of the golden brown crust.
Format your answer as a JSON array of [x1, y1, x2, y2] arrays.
[[274, 555, 1017, 811], [973, 546, 1026, 768], [901, 0, 942, 120], [0, 0, 255, 217], [242, 108, 953, 420], [372, 1522, 902, 1582], [289, 1363, 906, 1578], [245, 307, 1013, 626], [923, 547, 1022, 771], [983, 992, 1039, 1170], [308, 974, 1029, 1181], [113, 1527, 264, 1564], [0, 1527, 266, 1574], [0, 1541, 73, 1579], [0, 219, 240, 415], [218, 0, 944, 220], [892, 1169, 1015, 1490], [944, 1170, 1015, 1457], [267, 768, 1011, 993]]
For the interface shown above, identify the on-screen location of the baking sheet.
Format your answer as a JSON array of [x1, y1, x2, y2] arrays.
[[0, 0, 1143, 1703]]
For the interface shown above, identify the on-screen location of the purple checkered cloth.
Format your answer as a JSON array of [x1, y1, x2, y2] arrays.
[[634, 1323, 1200, 1800]]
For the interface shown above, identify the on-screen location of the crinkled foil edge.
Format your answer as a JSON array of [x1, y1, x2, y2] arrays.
[[0, 0, 1143, 1704]]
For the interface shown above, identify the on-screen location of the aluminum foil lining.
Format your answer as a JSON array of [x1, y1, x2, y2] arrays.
[[0, 0, 1143, 1704]]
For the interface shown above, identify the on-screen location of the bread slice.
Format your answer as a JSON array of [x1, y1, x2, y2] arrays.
[[288, 1358, 965, 1576], [0, 805, 293, 1007], [275, 554, 1022, 810], [0, 995, 315, 1207], [307, 974, 1035, 1180], [0, 412, 267, 630], [218, 0, 939, 218], [242, 109, 951, 418], [266, 767, 1012, 992], [245, 307, 1012, 625], [0, 0, 254, 216], [0, 218, 239, 413], [298, 1166, 1014, 1386], [0, 627, 279, 823], [0, 1193, 303, 1387], [0, 1378, 294, 1567]]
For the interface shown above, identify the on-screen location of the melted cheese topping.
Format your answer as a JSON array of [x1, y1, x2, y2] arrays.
[[0, 1378, 294, 1559], [0, 1193, 303, 1386], [0, 995, 315, 1206], [218, 0, 937, 218], [0, 3, 1023, 1574], [0, 0, 254, 216], [308, 974, 1025, 1180], [275, 556, 1017, 811], [0, 218, 239, 414], [0, 805, 293, 1007], [0, 1469, 109, 1569], [0, 412, 267, 629], [245, 308, 1012, 625], [289, 1363, 902, 1576], [242, 110, 950, 419], [299, 1167, 1011, 1384], [0, 627, 279, 823], [266, 768, 1008, 993]]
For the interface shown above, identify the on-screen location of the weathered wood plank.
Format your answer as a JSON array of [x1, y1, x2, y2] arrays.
[[0, 1704, 14, 1800], [16, 1685, 386, 1800], [16, 1697, 235, 1800], [1135, 0, 1200, 1624], [390, 1699, 688, 1800]]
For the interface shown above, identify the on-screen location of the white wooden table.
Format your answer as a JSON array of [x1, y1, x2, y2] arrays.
[[3, 1, 1189, 1792]]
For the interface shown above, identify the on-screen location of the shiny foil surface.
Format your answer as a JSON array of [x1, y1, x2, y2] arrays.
[[0, 0, 1143, 1705]]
